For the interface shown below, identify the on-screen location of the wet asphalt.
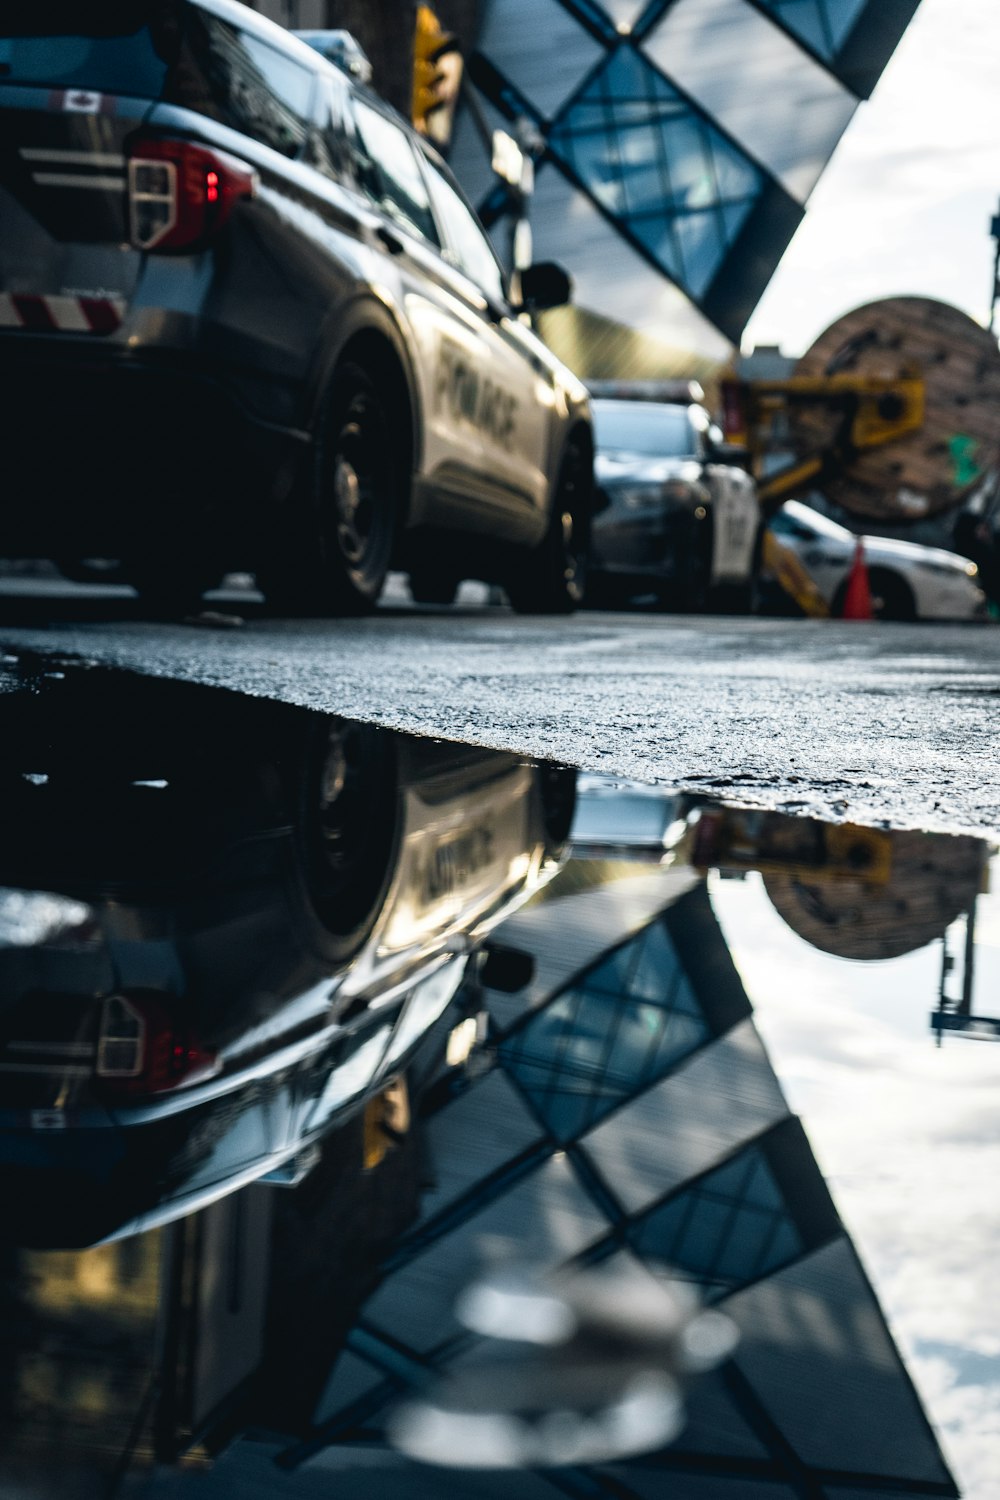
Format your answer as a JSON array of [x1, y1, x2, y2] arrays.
[[0, 577, 998, 839]]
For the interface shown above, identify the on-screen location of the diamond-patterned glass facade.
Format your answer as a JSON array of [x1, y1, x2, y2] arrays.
[[548, 46, 762, 299], [754, 0, 868, 61], [499, 919, 709, 1140], [458, 0, 921, 349], [630, 1143, 804, 1299]]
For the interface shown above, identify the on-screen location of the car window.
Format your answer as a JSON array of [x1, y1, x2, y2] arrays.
[[350, 96, 439, 246], [780, 502, 851, 543], [423, 160, 505, 303], [305, 72, 354, 184], [592, 400, 697, 459], [166, 13, 313, 160], [0, 7, 174, 97]]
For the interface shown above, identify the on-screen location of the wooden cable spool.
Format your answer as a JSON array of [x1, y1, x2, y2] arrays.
[[791, 296, 1000, 521]]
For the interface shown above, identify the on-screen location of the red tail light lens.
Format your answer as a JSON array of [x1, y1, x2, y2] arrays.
[[127, 137, 258, 253], [96, 992, 218, 1097]]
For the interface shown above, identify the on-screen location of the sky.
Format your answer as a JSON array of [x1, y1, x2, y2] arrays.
[[712, 867, 1000, 1500], [742, 0, 1000, 356]]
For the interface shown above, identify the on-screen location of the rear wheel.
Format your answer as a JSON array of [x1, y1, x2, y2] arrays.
[[833, 567, 916, 621], [662, 513, 712, 613], [261, 362, 397, 616], [507, 437, 591, 614], [869, 569, 916, 621], [128, 559, 221, 618]]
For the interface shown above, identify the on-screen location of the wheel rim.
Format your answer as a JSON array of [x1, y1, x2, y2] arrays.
[[305, 719, 398, 938], [332, 397, 380, 573], [324, 384, 393, 595]]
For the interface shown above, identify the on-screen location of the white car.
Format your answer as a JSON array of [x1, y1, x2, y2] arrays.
[[766, 501, 988, 621]]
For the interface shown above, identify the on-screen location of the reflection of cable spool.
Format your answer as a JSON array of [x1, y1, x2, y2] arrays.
[[792, 297, 1000, 522], [763, 830, 987, 960]]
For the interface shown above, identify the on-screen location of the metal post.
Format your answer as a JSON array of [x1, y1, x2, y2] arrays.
[[989, 202, 1000, 335], [960, 894, 977, 1017]]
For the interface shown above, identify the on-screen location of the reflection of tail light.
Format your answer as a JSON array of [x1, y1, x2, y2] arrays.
[[127, 137, 258, 252], [95, 993, 218, 1097]]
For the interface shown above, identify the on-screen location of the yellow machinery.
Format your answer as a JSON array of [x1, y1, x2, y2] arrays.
[[722, 297, 1000, 615]]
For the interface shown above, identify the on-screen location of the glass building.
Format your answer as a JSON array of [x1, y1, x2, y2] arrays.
[[449, 0, 923, 374]]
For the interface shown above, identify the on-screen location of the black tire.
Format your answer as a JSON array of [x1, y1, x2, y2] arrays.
[[833, 568, 916, 621], [128, 560, 221, 618], [661, 512, 712, 613], [869, 569, 916, 621], [507, 436, 591, 614], [710, 522, 765, 615], [55, 558, 128, 586], [582, 572, 626, 610], [408, 568, 459, 606], [260, 362, 397, 616]]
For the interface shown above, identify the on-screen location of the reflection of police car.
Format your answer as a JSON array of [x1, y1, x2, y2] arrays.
[[0, 2, 592, 613], [586, 392, 761, 611], [0, 671, 574, 1246]]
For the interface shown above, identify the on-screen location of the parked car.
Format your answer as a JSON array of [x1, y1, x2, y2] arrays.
[[0, 1, 591, 614], [0, 669, 574, 1246], [586, 395, 761, 611], [765, 501, 988, 620]]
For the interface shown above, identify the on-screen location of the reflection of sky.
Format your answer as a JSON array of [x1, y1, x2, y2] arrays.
[[711, 869, 1000, 1499]]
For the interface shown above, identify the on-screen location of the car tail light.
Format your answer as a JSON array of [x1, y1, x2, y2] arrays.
[[95, 992, 218, 1096], [127, 137, 258, 252]]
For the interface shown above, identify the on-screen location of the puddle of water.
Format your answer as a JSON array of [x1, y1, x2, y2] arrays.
[[0, 665, 994, 1498]]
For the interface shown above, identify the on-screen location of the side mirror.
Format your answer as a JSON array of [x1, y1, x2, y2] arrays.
[[517, 261, 572, 312], [479, 943, 535, 993], [707, 440, 751, 469]]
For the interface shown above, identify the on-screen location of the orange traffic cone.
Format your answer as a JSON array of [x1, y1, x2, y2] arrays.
[[840, 538, 874, 620]]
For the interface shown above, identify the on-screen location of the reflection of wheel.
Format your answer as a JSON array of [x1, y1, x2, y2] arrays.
[[507, 437, 591, 614], [538, 764, 577, 856], [833, 567, 916, 621], [55, 558, 127, 586], [408, 568, 459, 606], [261, 362, 397, 616], [299, 719, 401, 960]]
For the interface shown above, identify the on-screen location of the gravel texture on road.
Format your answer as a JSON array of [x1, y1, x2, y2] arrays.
[[1, 601, 998, 838]]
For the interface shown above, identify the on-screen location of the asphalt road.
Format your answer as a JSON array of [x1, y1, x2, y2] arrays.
[[1, 575, 998, 839]]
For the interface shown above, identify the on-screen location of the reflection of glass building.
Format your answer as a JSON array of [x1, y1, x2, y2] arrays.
[[450, 0, 922, 376], [291, 868, 957, 1496], [0, 862, 960, 1494]]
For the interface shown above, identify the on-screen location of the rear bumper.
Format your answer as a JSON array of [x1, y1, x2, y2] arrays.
[[0, 338, 309, 560]]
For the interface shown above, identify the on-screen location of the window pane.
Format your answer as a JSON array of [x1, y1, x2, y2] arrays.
[[307, 74, 353, 184], [425, 163, 505, 303], [592, 400, 697, 458], [351, 98, 439, 245], [166, 16, 312, 159]]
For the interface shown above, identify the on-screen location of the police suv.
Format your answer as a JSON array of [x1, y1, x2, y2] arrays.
[[0, 1, 593, 613], [587, 385, 761, 612]]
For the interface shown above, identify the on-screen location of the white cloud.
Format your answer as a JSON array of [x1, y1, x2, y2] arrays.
[[712, 872, 1000, 1498], [744, 0, 1000, 354]]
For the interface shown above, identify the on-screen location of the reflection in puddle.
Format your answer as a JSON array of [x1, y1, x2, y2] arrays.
[[0, 666, 994, 1497]]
